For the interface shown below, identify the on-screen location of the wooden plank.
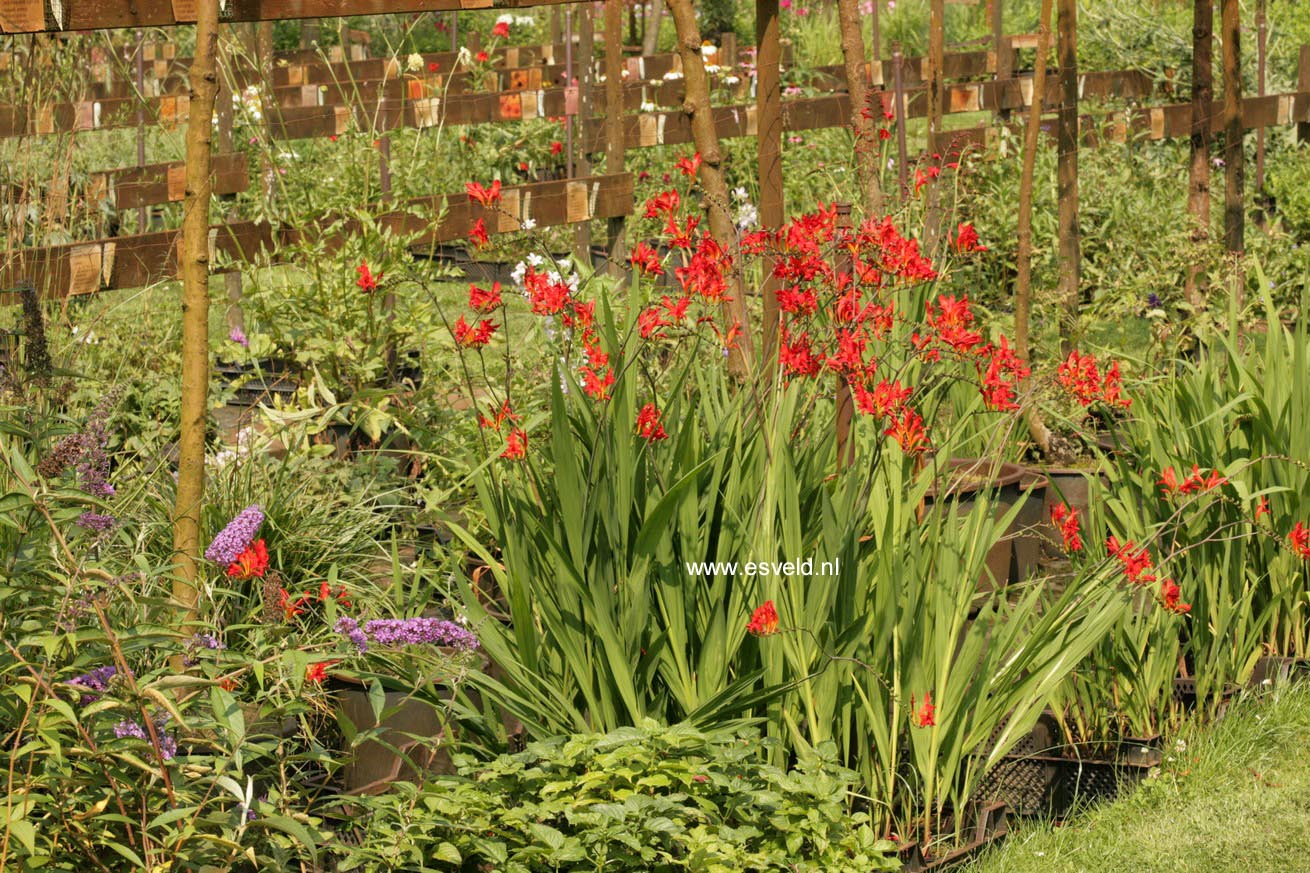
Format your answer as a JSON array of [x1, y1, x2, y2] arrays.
[[1, 174, 632, 300], [1, 0, 586, 35]]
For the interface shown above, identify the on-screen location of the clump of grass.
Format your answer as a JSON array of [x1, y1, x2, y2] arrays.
[[967, 684, 1310, 872]]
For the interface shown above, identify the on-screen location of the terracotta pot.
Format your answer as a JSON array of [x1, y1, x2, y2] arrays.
[[334, 682, 457, 795]]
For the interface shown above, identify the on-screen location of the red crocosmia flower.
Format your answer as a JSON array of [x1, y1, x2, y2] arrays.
[[776, 284, 819, 316], [1160, 578, 1191, 614], [469, 217, 490, 248], [218, 676, 239, 692], [629, 241, 665, 275], [328, 134, 338, 142], [1101, 360, 1131, 408], [1050, 504, 1083, 553], [305, 661, 337, 684], [635, 403, 669, 441], [478, 399, 519, 431], [885, 408, 929, 453], [1160, 464, 1228, 497], [428, 61, 439, 73], [227, 539, 269, 580], [466, 179, 503, 207], [550, 140, 564, 155], [778, 327, 822, 378], [911, 692, 936, 728], [879, 127, 891, 140], [581, 366, 616, 401], [638, 307, 669, 340], [1256, 496, 1271, 520], [501, 428, 528, 460], [662, 294, 691, 321], [954, 222, 987, 253], [523, 266, 573, 314], [853, 379, 911, 417], [644, 189, 680, 219], [1058, 351, 1132, 409], [675, 152, 702, 177], [454, 315, 497, 347], [1106, 536, 1156, 585], [476, 50, 489, 63], [519, 161, 529, 172], [1289, 522, 1310, 559], [491, 20, 510, 38], [978, 336, 1029, 411], [665, 215, 700, 249], [468, 281, 503, 311], [1158, 466, 1180, 495], [746, 601, 780, 636], [318, 581, 331, 601], [356, 261, 380, 293], [277, 588, 311, 621]]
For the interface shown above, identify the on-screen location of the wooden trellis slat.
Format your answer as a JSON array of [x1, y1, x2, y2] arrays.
[[0, 173, 632, 301], [0, 0, 583, 36], [106, 152, 249, 209]]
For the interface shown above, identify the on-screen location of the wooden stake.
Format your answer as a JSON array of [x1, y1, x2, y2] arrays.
[[574, 8, 594, 262], [922, 0, 945, 252], [667, 0, 755, 376], [1014, 0, 1054, 454], [1186, 0, 1213, 309], [893, 43, 909, 202], [1221, 0, 1243, 258], [1255, 0, 1266, 196], [604, 0, 627, 279], [758, 0, 783, 366], [172, 0, 222, 622], [1056, 0, 1079, 355], [135, 29, 147, 233]]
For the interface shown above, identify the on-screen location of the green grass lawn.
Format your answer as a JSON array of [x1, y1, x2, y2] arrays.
[[966, 684, 1310, 872]]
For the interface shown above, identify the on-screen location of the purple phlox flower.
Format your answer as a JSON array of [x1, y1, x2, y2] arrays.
[[229, 326, 249, 347], [70, 665, 117, 703], [205, 504, 265, 566], [76, 511, 116, 532]]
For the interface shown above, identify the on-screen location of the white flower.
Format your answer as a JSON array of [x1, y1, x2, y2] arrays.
[[511, 261, 528, 283], [457, 46, 474, 67], [521, 218, 537, 231], [641, 101, 657, 112], [725, 75, 740, 85], [496, 13, 514, 24], [663, 70, 683, 80], [405, 52, 423, 72], [700, 43, 717, 59], [526, 252, 545, 267], [705, 64, 721, 74], [732, 187, 749, 201]]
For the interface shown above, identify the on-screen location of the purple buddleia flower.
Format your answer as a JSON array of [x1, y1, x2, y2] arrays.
[[229, 326, 249, 347], [76, 512, 116, 532], [1147, 293, 1163, 309], [360, 617, 479, 651], [334, 616, 370, 653], [182, 632, 226, 667], [69, 665, 118, 703], [205, 504, 265, 566], [114, 719, 147, 741]]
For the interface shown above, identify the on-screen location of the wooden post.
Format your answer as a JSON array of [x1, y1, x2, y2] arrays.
[[574, 8, 595, 262], [1056, 0, 1079, 355], [872, 0, 881, 63], [838, 0, 883, 215], [893, 43, 909, 202], [216, 28, 242, 336], [135, 29, 147, 233], [604, 0, 627, 279], [1300, 45, 1310, 145], [922, 0, 945, 251], [379, 135, 392, 202], [667, 0, 755, 376], [173, 0, 222, 623], [758, 0, 783, 366], [1221, 0, 1243, 258], [565, 10, 575, 179], [1186, 0, 1213, 309], [1255, 0, 1266, 195]]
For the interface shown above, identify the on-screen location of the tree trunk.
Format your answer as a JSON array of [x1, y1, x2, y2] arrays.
[[643, 0, 665, 56], [1056, 0, 1079, 356], [1185, 0, 1213, 310], [758, 0, 784, 368], [922, 0, 946, 252], [1014, 0, 1054, 454], [667, 0, 755, 377], [837, 0, 883, 216], [172, 0, 221, 620]]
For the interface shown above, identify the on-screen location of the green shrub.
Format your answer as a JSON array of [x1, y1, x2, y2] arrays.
[[330, 721, 900, 872]]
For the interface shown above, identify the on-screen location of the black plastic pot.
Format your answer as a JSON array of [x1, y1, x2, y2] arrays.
[[1249, 655, 1310, 687], [897, 801, 1010, 871]]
